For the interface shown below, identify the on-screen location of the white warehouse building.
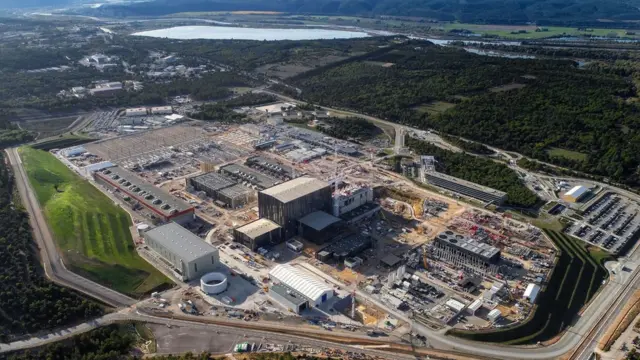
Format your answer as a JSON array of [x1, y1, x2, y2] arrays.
[[151, 106, 173, 115], [143, 222, 219, 281], [269, 264, 333, 312], [125, 107, 148, 117]]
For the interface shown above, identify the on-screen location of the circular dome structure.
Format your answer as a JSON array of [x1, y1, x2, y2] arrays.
[[200, 272, 228, 295]]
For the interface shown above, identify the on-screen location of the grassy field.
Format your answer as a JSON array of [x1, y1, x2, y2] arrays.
[[19, 147, 171, 297], [547, 147, 588, 162]]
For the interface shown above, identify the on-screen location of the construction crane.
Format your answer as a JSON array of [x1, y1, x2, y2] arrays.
[[422, 249, 429, 271]]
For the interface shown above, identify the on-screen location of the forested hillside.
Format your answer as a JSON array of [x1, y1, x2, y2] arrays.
[[0, 153, 102, 342], [291, 41, 640, 191], [82, 0, 640, 26]]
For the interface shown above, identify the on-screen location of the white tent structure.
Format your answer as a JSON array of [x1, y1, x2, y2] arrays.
[[523, 283, 541, 304], [269, 264, 333, 306]]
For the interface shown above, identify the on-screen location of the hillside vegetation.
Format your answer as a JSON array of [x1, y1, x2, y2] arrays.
[[20, 147, 171, 297], [0, 152, 102, 342], [82, 0, 640, 26], [449, 230, 609, 344], [292, 41, 640, 192]]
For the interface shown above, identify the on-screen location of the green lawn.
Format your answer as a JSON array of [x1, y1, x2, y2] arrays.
[[20, 147, 171, 297], [547, 147, 588, 162]]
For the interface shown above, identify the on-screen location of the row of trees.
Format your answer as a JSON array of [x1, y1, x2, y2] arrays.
[[406, 136, 539, 208], [0, 152, 102, 342]]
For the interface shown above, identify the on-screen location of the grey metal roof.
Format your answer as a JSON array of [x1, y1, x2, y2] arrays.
[[298, 211, 342, 231], [260, 176, 329, 203], [220, 163, 280, 190], [219, 184, 253, 199], [96, 166, 192, 216], [191, 172, 236, 192], [435, 231, 500, 260], [145, 222, 218, 263], [270, 283, 307, 306], [235, 218, 281, 240]]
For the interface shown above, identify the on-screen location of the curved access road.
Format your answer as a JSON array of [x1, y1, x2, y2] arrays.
[[5, 147, 135, 308]]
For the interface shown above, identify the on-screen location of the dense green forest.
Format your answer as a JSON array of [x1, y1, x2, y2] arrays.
[[3, 326, 132, 359], [317, 117, 382, 141], [292, 41, 640, 191], [81, 0, 640, 26], [0, 153, 102, 342], [406, 136, 538, 208], [0, 32, 391, 114]]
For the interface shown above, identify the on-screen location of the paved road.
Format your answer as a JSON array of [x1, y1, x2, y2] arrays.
[[5, 148, 136, 308]]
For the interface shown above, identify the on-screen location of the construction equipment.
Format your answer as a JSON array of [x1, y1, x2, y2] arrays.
[[422, 250, 429, 270]]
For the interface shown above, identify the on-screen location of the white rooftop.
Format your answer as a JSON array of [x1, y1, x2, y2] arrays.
[[565, 185, 588, 198], [260, 176, 329, 203], [445, 299, 466, 313], [269, 264, 332, 302], [468, 298, 483, 312], [235, 218, 281, 239], [523, 283, 541, 303]]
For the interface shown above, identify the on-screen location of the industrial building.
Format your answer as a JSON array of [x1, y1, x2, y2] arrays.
[[332, 185, 373, 217], [562, 185, 589, 203], [94, 167, 194, 224], [125, 108, 148, 117], [62, 146, 87, 157], [188, 172, 254, 208], [316, 233, 372, 263], [233, 218, 282, 251], [90, 82, 123, 97], [297, 210, 344, 244], [269, 264, 334, 310], [422, 171, 507, 204], [258, 176, 332, 239], [151, 106, 173, 115], [246, 156, 295, 181], [220, 163, 280, 191], [143, 222, 219, 281], [269, 284, 309, 314], [432, 231, 500, 274]]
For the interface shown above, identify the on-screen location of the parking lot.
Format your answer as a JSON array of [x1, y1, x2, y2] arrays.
[[565, 192, 640, 254]]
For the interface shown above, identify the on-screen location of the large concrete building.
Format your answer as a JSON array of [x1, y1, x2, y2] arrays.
[[95, 167, 194, 224], [258, 176, 332, 239], [332, 185, 373, 217], [233, 218, 282, 251], [434, 230, 501, 266], [188, 172, 254, 208], [297, 210, 343, 244], [269, 264, 333, 311], [143, 222, 219, 281], [220, 163, 280, 191]]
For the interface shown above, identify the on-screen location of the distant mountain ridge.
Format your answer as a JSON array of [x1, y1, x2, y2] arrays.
[[76, 0, 640, 26], [0, 0, 72, 9]]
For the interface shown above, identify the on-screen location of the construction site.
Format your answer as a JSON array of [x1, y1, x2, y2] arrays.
[[53, 101, 559, 339]]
